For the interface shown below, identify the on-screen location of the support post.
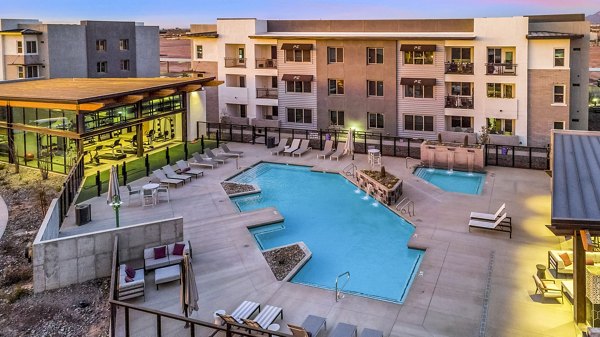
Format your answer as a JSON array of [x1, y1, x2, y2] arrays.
[[122, 162, 127, 186], [393, 138, 397, 157], [184, 141, 189, 159], [165, 147, 170, 165], [573, 229, 587, 324], [512, 146, 515, 167], [201, 135, 205, 154], [319, 129, 323, 150], [252, 126, 256, 145], [145, 154, 150, 176], [96, 170, 101, 196]]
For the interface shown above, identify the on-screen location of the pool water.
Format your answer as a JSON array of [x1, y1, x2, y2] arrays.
[[229, 163, 423, 303], [414, 167, 486, 195]]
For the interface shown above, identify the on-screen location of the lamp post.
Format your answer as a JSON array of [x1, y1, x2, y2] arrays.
[[109, 195, 123, 228]]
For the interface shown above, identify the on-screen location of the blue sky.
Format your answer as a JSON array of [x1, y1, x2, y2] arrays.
[[2, 0, 598, 28]]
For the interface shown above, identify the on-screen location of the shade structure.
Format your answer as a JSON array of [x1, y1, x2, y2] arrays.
[[107, 165, 120, 204], [343, 130, 354, 156], [181, 253, 199, 319]]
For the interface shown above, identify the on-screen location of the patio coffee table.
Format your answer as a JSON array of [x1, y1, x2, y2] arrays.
[[154, 264, 180, 290]]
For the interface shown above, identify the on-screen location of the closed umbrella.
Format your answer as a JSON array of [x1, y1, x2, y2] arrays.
[[181, 253, 199, 322], [343, 129, 354, 156], [107, 165, 122, 227]]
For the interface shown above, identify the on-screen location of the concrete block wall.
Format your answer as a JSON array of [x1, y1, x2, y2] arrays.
[[32, 217, 183, 293], [34, 198, 60, 242]]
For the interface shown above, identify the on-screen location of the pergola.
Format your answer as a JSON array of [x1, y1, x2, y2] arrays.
[[549, 130, 600, 324]]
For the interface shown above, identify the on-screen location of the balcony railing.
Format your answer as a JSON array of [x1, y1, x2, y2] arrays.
[[256, 58, 277, 69], [445, 96, 474, 109], [485, 63, 517, 75], [224, 57, 247, 68], [256, 88, 278, 99], [444, 62, 474, 74]]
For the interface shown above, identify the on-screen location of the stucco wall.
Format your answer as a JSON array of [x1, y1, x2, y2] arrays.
[[135, 25, 160, 77], [32, 216, 183, 293], [45, 24, 88, 78], [82, 21, 138, 78]]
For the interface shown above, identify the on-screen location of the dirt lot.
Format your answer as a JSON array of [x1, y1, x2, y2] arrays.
[[0, 165, 109, 337], [160, 37, 190, 74]]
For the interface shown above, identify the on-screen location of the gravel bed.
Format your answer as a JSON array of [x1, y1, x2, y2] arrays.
[[263, 244, 306, 281], [221, 182, 256, 195]]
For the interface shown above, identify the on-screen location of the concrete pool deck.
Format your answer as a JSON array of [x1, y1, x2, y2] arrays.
[[84, 142, 575, 336]]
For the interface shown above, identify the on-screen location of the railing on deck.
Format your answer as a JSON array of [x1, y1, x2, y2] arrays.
[[58, 154, 85, 225], [484, 144, 550, 170]]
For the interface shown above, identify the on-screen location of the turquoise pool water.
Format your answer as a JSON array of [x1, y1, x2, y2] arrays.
[[414, 167, 486, 195], [229, 163, 423, 303]]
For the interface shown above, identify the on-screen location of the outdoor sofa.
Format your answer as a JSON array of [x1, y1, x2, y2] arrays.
[[144, 240, 192, 272], [548, 250, 600, 277]]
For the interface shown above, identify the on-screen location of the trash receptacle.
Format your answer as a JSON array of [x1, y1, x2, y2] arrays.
[[75, 204, 91, 226], [266, 136, 276, 148]]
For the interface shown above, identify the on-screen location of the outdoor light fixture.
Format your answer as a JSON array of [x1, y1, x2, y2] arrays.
[[109, 195, 123, 228]]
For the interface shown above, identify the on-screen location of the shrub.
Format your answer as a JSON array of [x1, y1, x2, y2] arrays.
[[7, 286, 29, 304], [2, 266, 32, 287]]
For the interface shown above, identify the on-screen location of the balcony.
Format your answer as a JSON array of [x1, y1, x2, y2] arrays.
[[444, 62, 474, 75], [445, 96, 474, 109], [485, 63, 517, 76], [7, 54, 42, 65], [256, 58, 277, 69], [224, 58, 247, 68], [256, 88, 278, 99]]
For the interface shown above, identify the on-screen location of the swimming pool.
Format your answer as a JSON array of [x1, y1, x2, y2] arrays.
[[414, 167, 486, 195], [229, 163, 423, 303]]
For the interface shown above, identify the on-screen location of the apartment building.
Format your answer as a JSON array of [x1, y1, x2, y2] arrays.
[[0, 19, 159, 81], [189, 15, 589, 147]]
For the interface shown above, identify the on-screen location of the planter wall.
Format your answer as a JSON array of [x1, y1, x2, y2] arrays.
[[355, 170, 403, 206], [420, 143, 484, 171]]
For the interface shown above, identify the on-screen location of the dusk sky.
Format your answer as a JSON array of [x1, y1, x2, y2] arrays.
[[2, 0, 599, 28]]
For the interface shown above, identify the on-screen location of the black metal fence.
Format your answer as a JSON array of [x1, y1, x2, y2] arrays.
[[57, 154, 85, 225], [484, 144, 550, 170]]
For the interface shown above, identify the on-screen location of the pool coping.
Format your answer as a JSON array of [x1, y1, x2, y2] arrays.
[[412, 166, 488, 195]]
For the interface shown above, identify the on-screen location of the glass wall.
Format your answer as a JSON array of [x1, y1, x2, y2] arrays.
[[0, 127, 8, 163], [141, 94, 183, 117], [12, 129, 76, 174], [0, 106, 7, 122], [10, 107, 76, 132], [83, 104, 136, 133]]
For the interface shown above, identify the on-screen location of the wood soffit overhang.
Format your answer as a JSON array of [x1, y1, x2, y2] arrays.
[[251, 35, 476, 41]]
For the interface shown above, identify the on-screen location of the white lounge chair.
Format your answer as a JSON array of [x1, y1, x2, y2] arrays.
[[270, 138, 289, 156], [221, 143, 244, 157], [283, 139, 301, 156], [317, 140, 335, 159], [191, 152, 217, 169], [242, 305, 283, 330], [292, 139, 312, 157], [175, 160, 204, 178], [205, 148, 229, 164], [470, 203, 506, 221], [217, 300, 261, 324], [468, 213, 512, 238], [153, 169, 184, 187], [330, 142, 346, 161], [162, 165, 192, 183]]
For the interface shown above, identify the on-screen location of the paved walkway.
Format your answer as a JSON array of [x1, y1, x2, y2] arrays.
[[93, 143, 576, 337], [0, 196, 7, 241]]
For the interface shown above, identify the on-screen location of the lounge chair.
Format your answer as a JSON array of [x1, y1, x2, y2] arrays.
[[468, 213, 512, 238], [126, 184, 141, 205], [329, 322, 357, 337], [330, 142, 346, 161], [283, 139, 301, 156], [292, 139, 312, 157], [317, 140, 335, 159], [191, 152, 217, 169], [359, 328, 383, 337], [270, 138, 289, 156], [288, 315, 327, 337], [162, 165, 192, 183], [205, 148, 229, 164], [153, 169, 184, 187], [533, 274, 563, 303], [470, 203, 506, 221], [175, 160, 204, 178], [241, 305, 283, 330], [221, 143, 244, 157]]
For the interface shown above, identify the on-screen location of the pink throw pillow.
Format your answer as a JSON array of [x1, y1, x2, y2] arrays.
[[125, 276, 134, 283], [125, 265, 136, 278], [173, 243, 185, 256], [154, 246, 167, 259]]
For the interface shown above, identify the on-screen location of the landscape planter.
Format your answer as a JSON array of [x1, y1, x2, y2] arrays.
[[355, 170, 403, 206]]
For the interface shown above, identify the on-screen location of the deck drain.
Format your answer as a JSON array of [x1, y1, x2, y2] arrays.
[[479, 250, 495, 337], [243, 244, 250, 248]]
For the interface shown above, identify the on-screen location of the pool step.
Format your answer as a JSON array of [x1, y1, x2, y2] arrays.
[[230, 164, 272, 184]]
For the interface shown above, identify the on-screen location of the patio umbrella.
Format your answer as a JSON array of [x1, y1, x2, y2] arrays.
[[107, 165, 122, 227], [181, 253, 199, 321], [343, 129, 354, 156]]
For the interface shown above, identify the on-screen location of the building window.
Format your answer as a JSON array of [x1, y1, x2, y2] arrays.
[[553, 85, 565, 104], [285, 49, 311, 62], [328, 47, 344, 63], [17, 65, 39, 79], [404, 114, 434, 132], [368, 112, 384, 129], [554, 49, 565, 67], [119, 39, 129, 51], [487, 118, 514, 134], [26, 41, 37, 54], [450, 82, 472, 96], [196, 45, 203, 59], [330, 110, 345, 126], [367, 81, 384, 97], [367, 48, 384, 64], [287, 108, 312, 124], [239, 105, 247, 118], [404, 51, 434, 64], [96, 39, 107, 51], [451, 116, 472, 129], [286, 81, 311, 93], [239, 76, 246, 88], [486, 83, 514, 98], [328, 79, 344, 95], [120, 59, 130, 71], [450, 48, 471, 62], [553, 121, 565, 129], [96, 61, 107, 73], [405, 84, 434, 98], [16, 41, 23, 54]]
